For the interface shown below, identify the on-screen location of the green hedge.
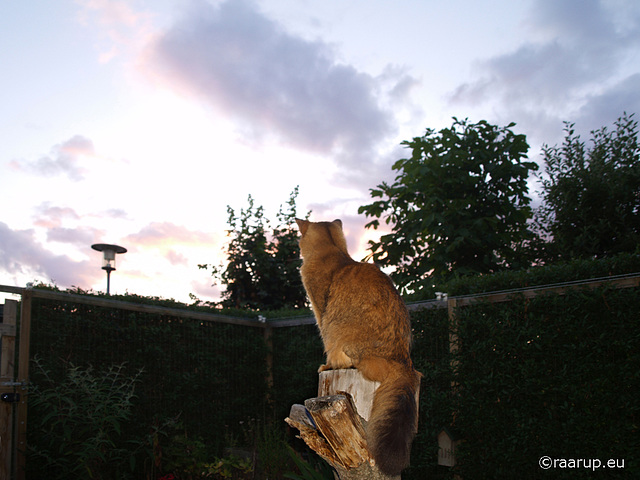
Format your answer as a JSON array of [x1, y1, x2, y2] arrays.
[[23, 255, 639, 478], [406, 252, 640, 300], [450, 286, 639, 479], [405, 306, 453, 479], [27, 298, 270, 479]]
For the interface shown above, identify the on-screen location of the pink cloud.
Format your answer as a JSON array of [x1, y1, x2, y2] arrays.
[[11, 135, 95, 181], [0, 222, 99, 288], [125, 222, 216, 249], [166, 249, 189, 266], [76, 0, 154, 64], [78, 0, 143, 28], [33, 203, 81, 228]]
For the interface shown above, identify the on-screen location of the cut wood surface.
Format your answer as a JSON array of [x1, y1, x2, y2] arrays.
[[285, 369, 402, 480], [318, 368, 379, 421]]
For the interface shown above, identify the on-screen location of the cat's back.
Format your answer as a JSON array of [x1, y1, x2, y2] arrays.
[[327, 260, 411, 361], [331, 261, 409, 323], [334, 261, 394, 292]]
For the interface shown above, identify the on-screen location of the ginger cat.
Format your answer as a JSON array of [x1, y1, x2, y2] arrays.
[[295, 218, 421, 476]]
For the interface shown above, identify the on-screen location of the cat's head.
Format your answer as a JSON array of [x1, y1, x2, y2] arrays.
[[295, 219, 348, 258]]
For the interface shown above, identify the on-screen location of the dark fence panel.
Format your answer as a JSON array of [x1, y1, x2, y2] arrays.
[[13, 272, 639, 479], [29, 298, 269, 455], [405, 305, 453, 479], [453, 286, 640, 479], [270, 322, 324, 422]]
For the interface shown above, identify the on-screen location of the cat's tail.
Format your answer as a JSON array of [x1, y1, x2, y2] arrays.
[[361, 359, 421, 476]]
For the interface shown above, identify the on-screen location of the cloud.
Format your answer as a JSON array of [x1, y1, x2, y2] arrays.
[[33, 203, 81, 228], [166, 249, 189, 266], [0, 222, 97, 287], [449, 0, 640, 141], [76, 0, 153, 63], [11, 135, 95, 181], [576, 74, 640, 132], [190, 277, 222, 303], [30, 202, 106, 248], [142, 0, 414, 177], [47, 227, 102, 248], [125, 222, 217, 249], [100, 208, 129, 220], [78, 0, 143, 27]]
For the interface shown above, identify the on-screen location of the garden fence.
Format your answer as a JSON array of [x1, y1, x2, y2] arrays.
[[1, 272, 638, 479]]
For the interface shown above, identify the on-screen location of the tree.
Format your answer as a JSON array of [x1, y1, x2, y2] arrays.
[[358, 118, 538, 293], [201, 187, 309, 310], [269, 187, 310, 309], [534, 112, 640, 261]]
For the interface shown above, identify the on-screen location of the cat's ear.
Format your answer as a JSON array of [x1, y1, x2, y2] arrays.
[[328, 219, 348, 254], [295, 218, 309, 235]]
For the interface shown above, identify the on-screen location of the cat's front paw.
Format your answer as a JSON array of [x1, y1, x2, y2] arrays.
[[318, 364, 333, 373]]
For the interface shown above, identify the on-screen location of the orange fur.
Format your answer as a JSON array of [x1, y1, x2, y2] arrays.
[[295, 218, 421, 476]]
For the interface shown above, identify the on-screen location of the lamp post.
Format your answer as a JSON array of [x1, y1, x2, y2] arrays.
[[91, 243, 127, 294]]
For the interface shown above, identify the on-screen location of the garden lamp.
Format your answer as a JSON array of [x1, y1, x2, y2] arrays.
[[91, 243, 127, 294]]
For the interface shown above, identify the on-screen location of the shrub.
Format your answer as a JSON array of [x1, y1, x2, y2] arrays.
[[27, 358, 144, 479]]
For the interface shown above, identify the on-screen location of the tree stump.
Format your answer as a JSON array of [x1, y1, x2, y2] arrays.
[[285, 369, 403, 480]]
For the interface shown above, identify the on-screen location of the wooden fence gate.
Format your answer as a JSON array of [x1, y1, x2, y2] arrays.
[[0, 294, 31, 480]]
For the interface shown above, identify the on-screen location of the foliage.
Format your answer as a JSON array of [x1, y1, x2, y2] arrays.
[[404, 252, 640, 302], [27, 358, 144, 480], [23, 256, 640, 479], [27, 294, 270, 477], [359, 118, 537, 293], [404, 306, 454, 480], [141, 416, 303, 479], [254, 421, 297, 478], [535, 112, 640, 262], [271, 322, 324, 422], [159, 424, 253, 480], [402, 253, 640, 478], [201, 186, 310, 310], [284, 446, 335, 480], [452, 286, 640, 479]]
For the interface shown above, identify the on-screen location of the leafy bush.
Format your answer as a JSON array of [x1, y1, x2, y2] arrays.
[[404, 306, 454, 479], [24, 255, 640, 478], [452, 286, 639, 478], [407, 252, 640, 301], [29, 297, 269, 458], [27, 358, 144, 479], [158, 426, 253, 479]]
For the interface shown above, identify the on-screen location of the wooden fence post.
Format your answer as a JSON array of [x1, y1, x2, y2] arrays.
[[264, 322, 274, 406], [16, 289, 32, 480], [440, 297, 462, 470], [448, 297, 459, 393], [1, 299, 18, 480]]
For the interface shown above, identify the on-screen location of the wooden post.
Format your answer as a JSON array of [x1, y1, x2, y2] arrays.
[[286, 369, 413, 480], [264, 322, 274, 405], [448, 297, 459, 393], [445, 297, 461, 466], [16, 290, 32, 480], [1, 300, 18, 480]]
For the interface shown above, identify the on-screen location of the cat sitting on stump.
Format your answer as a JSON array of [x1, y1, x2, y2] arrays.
[[294, 219, 421, 477]]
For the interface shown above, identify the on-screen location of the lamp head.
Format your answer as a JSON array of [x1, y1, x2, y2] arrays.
[[91, 243, 127, 271]]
